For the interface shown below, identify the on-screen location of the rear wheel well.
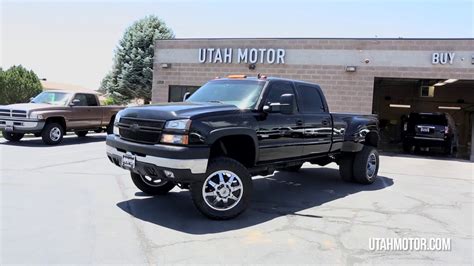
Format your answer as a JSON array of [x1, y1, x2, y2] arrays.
[[45, 117, 66, 130], [365, 131, 379, 147], [209, 135, 256, 168]]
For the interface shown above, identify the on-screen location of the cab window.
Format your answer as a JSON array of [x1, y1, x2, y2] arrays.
[[85, 94, 99, 106], [73, 94, 88, 106], [265, 81, 295, 104], [295, 84, 325, 113]]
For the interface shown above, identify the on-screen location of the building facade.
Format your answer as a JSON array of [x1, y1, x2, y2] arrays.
[[152, 38, 474, 159]]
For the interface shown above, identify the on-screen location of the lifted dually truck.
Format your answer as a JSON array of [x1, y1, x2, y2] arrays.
[[0, 91, 123, 145], [106, 75, 380, 219]]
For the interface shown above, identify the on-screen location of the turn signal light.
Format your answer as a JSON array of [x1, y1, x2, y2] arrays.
[[161, 134, 189, 145]]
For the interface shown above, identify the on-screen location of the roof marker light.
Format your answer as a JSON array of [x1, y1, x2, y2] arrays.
[[227, 75, 247, 79]]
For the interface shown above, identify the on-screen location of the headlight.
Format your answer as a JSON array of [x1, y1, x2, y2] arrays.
[[164, 119, 191, 130], [30, 112, 44, 119], [161, 134, 189, 145], [113, 112, 122, 135]]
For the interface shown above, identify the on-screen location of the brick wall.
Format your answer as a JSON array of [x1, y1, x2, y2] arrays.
[[152, 39, 474, 114]]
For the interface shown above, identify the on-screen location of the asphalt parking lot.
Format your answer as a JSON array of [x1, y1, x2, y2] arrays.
[[1, 134, 473, 264]]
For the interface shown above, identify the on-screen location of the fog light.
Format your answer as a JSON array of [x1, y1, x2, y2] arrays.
[[163, 170, 175, 178]]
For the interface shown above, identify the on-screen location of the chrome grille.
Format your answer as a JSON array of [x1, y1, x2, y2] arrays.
[[0, 109, 27, 118], [118, 117, 165, 144]]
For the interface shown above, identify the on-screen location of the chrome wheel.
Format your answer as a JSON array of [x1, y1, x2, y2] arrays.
[[140, 175, 169, 187], [366, 153, 377, 179], [50, 127, 62, 141], [202, 170, 243, 211]]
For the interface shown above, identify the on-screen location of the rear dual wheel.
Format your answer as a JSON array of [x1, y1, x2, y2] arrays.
[[339, 146, 379, 184]]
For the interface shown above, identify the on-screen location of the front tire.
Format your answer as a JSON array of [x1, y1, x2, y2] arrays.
[[352, 146, 379, 184], [3, 132, 24, 142], [190, 157, 252, 220], [130, 172, 175, 195], [41, 122, 64, 145]]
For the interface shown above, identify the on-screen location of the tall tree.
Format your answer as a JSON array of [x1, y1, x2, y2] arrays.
[[0, 65, 43, 105], [101, 15, 174, 103]]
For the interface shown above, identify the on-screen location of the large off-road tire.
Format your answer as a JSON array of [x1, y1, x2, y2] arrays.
[[3, 132, 24, 142], [281, 163, 303, 172], [339, 153, 354, 182], [75, 131, 88, 137], [41, 122, 64, 145], [190, 157, 252, 220], [130, 172, 175, 195], [352, 146, 379, 184]]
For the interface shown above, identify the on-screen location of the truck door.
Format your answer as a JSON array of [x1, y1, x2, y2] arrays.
[[257, 81, 304, 162], [69, 93, 98, 129], [294, 83, 332, 156], [83, 94, 102, 127]]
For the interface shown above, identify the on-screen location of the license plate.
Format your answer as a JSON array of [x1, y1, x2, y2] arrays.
[[420, 127, 430, 133], [122, 153, 136, 169], [5, 125, 13, 132]]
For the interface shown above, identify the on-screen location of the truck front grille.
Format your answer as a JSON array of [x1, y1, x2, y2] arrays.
[[118, 117, 165, 144], [0, 109, 27, 118]]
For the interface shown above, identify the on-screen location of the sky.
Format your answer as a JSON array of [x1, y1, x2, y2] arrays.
[[1, 0, 473, 90]]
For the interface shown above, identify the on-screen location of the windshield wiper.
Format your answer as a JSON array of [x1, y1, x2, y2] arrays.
[[207, 100, 224, 104]]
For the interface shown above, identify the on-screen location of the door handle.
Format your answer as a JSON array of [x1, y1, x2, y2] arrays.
[[296, 120, 304, 126], [321, 119, 330, 126]]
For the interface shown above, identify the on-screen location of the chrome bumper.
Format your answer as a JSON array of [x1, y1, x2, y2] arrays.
[[0, 118, 45, 132], [106, 145, 208, 174]]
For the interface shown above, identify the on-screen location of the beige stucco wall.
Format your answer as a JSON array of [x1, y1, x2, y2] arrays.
[[152, 38, 474, 114]]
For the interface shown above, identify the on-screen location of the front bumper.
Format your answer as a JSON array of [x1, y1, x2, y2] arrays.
[[0, 118, 45, 133], [106, 135, 209, 182]]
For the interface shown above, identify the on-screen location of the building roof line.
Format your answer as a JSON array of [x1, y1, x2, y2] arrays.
[[156, 37, 474, 41]]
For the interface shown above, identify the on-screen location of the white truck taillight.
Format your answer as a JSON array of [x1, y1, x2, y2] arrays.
[[444, 126, 449, 134]]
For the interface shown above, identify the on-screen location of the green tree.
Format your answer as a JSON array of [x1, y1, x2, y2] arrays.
[[0, 65, 43, 105], [101, 15, 174, 103]]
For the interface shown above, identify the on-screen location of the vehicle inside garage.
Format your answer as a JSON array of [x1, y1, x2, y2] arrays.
[[372, 77, 474, 159]]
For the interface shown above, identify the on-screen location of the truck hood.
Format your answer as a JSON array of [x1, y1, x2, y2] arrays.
[[1, 103, 67, 112], [120, 102, 241, 120]]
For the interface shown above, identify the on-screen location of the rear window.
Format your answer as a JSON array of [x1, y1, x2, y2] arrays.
[[409, 114, 447, 125]]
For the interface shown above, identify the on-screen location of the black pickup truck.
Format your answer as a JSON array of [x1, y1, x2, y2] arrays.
[[106, 76, 379, 219]]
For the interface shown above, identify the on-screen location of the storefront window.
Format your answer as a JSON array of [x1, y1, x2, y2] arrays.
[[168, 85, 200, 102]]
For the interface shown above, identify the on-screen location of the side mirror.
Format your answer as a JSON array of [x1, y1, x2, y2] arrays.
[[70, 99, 81, 106], [29, 97, 34, 102], [183, 92, 191, 101], [279, 94, 295, 115]]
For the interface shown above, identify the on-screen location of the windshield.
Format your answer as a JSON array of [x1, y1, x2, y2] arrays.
[[187, 80, 265, 109], [31, 92, 71, 106]]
